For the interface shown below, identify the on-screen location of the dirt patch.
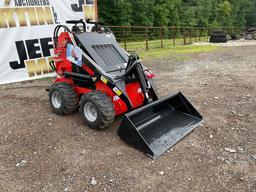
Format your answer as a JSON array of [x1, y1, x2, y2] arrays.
[[0, 46, 256, 192]]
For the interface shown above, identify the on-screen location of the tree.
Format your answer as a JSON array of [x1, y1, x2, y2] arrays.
[[130, 0, 155, 26], [98, 0, 132, 26], [244, 0, 256, 27], [153, 2, 170, 26], [97, 0, 256, 28], [217, 1, 233, 27]]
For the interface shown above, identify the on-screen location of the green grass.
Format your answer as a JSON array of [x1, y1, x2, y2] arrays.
[[118, 37, 220, 59], [137, 45, 220, 59], [119, 37, 209, 50]]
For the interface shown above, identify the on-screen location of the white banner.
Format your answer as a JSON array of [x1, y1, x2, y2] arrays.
[[0, 0, 97, 84]]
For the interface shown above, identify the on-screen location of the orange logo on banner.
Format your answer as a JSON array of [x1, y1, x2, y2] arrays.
[[4, 0, 11, 6], [0, 6, 54, 28], [25, 57, 54, 78]]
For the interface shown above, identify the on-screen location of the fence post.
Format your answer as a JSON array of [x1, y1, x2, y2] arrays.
[[160, 27, 164, 48], [183, 30, 186, 45], [194, 28, 197, 42], [199, 28, 202, 41], [123, 27, 127, 51], [173, 27, 176, 46], [145, 27, 148, 50], [189, 28, 192, 44]]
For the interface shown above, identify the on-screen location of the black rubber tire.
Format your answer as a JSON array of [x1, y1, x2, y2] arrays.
[[49, 82, 78, 115], [79, 91, 115, 129]]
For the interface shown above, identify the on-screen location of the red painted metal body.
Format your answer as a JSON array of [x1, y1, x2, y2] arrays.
[[53, 32, 153, 116]]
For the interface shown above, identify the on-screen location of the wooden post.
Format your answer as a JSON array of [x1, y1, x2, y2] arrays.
[[173, 27, 176, 46], [199, 28, 202, 41], [160, 27, 164, 48], [184, 31, 186, 45], [123, 27, 127, 51], [189, 28, 192, 44], [145, 27, 148, 50], [194, 29, 197, 42]]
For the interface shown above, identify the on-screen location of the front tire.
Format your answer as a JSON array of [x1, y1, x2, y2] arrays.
[[79, 91, 115, 129], [49, 82, 78, 115]]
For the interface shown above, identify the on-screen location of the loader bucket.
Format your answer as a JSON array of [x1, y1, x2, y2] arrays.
[[118, 92, 203, 159]]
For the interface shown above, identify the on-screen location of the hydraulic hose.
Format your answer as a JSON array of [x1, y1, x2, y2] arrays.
[[115, 55, 150, 103], [114, 55, 140, 79], [53, 25, 71, 48]]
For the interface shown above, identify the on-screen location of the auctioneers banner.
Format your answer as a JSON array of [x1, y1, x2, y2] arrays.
[[0, 0, 98, 84]]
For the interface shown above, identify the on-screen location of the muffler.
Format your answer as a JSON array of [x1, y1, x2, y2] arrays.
[[118, 92, 203, 159]]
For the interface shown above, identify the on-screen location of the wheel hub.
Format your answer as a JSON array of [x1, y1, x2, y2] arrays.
[[84, 102, 97, 122], [52, 91, 62, 109]]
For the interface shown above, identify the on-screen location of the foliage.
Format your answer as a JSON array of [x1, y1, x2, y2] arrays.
[[98, 0, 256, 28]]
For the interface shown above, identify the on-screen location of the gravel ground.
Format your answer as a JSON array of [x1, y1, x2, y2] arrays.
[[0, 45, 256, 192], [194, 39, 256, 47]]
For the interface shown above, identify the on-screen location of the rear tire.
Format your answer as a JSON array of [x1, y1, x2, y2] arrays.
[[49, 82, 78, 115], [79, 91, 115, 129]]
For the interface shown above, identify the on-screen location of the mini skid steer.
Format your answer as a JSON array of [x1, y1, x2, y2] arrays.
[[48, 19, 203, 159]]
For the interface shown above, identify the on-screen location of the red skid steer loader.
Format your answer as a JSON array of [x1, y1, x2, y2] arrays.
[[48, 19, 203, 159]]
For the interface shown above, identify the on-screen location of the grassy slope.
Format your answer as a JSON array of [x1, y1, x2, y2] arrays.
[[118, 38, 220, 59], [137, 45, 220, 59]]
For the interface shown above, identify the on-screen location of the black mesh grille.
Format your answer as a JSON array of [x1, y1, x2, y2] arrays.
[[92, 44, 126, 66]]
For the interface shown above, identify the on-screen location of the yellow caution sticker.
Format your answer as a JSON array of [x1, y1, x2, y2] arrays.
[[113, 87, 122, 96], [100, 76, 108, 84]]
